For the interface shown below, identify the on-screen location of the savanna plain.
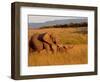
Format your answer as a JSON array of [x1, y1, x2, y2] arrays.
[[28, 27, 88, 66]]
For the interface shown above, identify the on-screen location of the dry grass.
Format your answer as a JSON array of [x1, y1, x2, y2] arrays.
[[28, 27, 87, 44], [28, 27, 88, 66]]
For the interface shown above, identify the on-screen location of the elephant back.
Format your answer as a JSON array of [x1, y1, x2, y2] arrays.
[[42, 33, 53, 45]]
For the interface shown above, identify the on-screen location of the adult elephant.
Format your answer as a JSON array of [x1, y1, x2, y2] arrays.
[[29, 33, 53, 53], [29, 32, 62, 54], [42, 32, 59, 54]]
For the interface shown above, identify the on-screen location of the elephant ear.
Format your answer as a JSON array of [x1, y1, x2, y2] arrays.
[[43, 33, 53, 45]]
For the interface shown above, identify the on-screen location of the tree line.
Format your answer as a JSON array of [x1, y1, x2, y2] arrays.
[[39, 22, 88, 29]]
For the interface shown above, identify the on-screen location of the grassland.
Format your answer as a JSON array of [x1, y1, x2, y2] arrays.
[[28, 27, 88, 66]]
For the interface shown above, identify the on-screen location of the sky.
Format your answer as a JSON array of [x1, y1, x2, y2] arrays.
[[28, 15, 87, 23]]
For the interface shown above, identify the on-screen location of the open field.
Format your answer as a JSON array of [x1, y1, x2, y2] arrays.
[[28, 27, 88, 66]]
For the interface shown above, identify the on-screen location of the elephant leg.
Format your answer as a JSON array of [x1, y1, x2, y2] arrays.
[[51, 44, 57, 54], [43, 42, 52, 54]]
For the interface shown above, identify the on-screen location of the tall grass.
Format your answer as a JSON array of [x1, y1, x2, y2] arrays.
[[28, 27, 88, 66]]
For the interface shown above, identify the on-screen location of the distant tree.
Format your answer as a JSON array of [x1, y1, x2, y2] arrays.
[[39, 22, 88, 29]]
